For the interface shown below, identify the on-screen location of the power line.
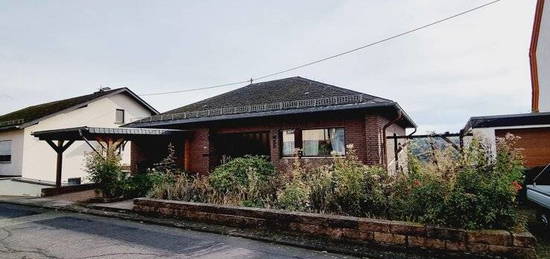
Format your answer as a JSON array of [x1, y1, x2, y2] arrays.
[[140, 80, 251, 96], [140, 0, 502, 97]]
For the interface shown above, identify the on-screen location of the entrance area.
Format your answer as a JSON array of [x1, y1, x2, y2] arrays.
[[213, 131, 270, 164]]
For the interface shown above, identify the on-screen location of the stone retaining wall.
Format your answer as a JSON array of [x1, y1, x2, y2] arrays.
[[134, 198, 536, 258]]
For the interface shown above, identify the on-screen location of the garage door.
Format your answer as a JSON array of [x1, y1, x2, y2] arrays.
[[495, 127, 550, 168]]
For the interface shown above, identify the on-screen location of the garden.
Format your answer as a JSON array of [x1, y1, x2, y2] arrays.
[[86, 136, 526, 232]]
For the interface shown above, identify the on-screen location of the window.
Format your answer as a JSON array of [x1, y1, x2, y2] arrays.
[[282, 130, 296, 156], [281, 128, 345, 157], [115, 109, 125, 124], [0, 140, 11, 163]]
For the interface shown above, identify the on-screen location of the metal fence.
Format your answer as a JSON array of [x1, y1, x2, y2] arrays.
[[138, 94, 373, 123]]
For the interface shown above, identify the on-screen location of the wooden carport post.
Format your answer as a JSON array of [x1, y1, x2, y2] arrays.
[[45, 139, 75, 188]]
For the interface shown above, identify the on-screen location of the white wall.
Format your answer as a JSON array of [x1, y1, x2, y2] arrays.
[[21, 93, 153, 183], [0, 178, 53, 196], [537, 0, 550, 111], [0, 129, 24, 176]]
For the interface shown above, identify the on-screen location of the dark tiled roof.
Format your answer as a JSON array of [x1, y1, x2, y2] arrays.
[[0, 88, 157, 129], [127, 77, 415, 128], [465, 111, 550, 129], [166, 77, 392, 114]]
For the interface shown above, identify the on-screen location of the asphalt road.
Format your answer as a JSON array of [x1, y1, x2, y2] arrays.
[[0, 203, 353, 259]]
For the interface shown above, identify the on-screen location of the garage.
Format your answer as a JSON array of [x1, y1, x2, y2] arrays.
[[496, 127, 550, 168], [464, 112, 550, 169]]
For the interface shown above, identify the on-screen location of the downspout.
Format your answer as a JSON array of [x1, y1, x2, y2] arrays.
[[382, 110, 402, 170], [408, 127, 417, 138], [392, 127, 417, 172]]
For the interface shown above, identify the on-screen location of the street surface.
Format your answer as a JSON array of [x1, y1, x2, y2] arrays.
[[0, 203, 352, 259]]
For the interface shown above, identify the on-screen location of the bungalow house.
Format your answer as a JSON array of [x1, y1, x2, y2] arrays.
[[126, 77, 416, 174], [463, 0, 550, 169], [0, 87, 158, 192]]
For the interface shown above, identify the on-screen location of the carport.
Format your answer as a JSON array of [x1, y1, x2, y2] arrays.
[[32, 126, 190, 188]]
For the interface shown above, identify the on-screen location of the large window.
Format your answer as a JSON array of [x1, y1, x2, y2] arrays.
[[281, 128, 345, 157], [0, 140, 11, 164], [115, 109, 125, 124]]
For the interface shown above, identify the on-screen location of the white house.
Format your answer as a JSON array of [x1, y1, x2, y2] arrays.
[[0, 87, 158, 187], [463, 0, 550, 169]]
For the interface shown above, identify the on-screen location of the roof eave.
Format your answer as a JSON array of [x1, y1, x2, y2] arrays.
[[0, 125, 21, 133], [121, 88, 160, 115], [127, 102, 416, 129]]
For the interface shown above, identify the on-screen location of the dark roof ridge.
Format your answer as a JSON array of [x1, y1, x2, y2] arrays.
[[164, 76, 395, 115], [12, 87, 125, 113]]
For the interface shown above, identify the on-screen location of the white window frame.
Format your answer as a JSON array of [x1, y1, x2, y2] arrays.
[[0, 140, 12, 164], [115, 109, 125, 124]]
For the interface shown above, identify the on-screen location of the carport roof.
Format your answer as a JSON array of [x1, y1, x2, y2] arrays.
[[32, 126, 189, 141], [464, 111, 550, 130]]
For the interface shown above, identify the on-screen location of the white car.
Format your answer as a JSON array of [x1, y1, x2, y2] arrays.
[[527, 164, 550, 227]]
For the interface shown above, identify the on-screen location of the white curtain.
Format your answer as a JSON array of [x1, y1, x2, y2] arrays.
[[329, 128, 345, 155]]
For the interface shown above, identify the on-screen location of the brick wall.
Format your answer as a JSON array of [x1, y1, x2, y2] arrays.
[[134, 198, 536, 258], [171, 110, 407, 175]]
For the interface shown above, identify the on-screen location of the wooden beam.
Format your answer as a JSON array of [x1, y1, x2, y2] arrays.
[[55, 140, 64, 188], [44, 139, 75, 188], [184, 139, 190, 171], [441, 136, 460, 152], [393, 133, 399, 172], [45, 139, 61, 153], [385, 132, 472, 139], [60, 140, 75, 153]]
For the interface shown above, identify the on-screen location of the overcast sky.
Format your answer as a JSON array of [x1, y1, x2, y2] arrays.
[[0, 0, 537, 133]]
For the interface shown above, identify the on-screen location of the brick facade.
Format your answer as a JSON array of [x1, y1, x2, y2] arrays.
[[169, 110, 407, 175]]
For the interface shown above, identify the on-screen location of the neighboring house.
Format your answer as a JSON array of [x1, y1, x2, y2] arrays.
[[0, 87, 158, 184], [531, 0, 550, 112], [126, 77, 416, 174], [463, 0, 550, 169]]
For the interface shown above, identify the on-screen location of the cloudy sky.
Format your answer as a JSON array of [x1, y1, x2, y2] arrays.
[[0, 0, 537, 133]]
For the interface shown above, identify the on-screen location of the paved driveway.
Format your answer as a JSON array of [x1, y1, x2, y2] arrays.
[[0, 203, 352, 259]]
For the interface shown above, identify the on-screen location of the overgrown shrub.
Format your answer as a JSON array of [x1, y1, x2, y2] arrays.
[[208, 155, 277, 207], [149, 174, 210, 202], [85, 147, 125, 198], [122, 172, 167, 198], [85, 145, 176, 199], [209, 155, 275, 192], [276, 157, 311, 211], [276, 146, 389, 217], [389, 136, 524, 230], [147, 137, 525, 230]]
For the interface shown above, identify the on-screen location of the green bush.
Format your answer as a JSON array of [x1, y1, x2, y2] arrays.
[[122, 172, 168, 198], [85, 147, 125, 198], [276, 181, 309, 211], [85, 145, 177, 199], [209, 156, 275, 196]]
